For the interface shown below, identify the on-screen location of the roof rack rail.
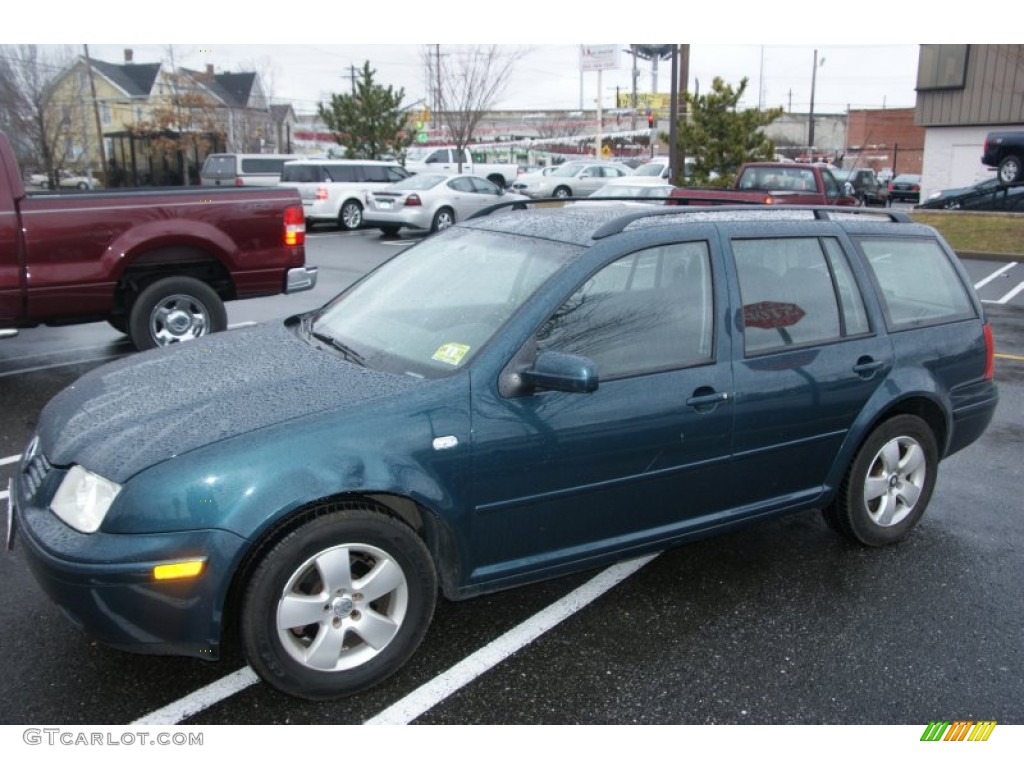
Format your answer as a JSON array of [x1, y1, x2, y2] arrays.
[[469, 198, 914, 238]]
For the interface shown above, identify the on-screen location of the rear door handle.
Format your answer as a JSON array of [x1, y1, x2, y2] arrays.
[[852, 357, 885, 378], [686, 391, 730, 409]]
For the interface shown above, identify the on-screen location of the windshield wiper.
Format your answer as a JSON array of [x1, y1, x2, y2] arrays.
[[310, 330, 366, 366]]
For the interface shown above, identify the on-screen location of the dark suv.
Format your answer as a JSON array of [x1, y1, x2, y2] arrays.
[[10, 203, 998, 701]]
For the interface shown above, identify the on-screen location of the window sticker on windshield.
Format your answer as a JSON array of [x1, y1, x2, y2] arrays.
[[432, 343, 471, 366]]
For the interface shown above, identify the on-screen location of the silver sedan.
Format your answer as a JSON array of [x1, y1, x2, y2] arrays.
[[364, 173, 528, 235], [514, 161, 634, 199]]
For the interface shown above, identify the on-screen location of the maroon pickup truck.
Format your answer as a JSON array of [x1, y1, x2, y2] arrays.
[[1, 130, 316, 350], [670, 162, 859, 207]]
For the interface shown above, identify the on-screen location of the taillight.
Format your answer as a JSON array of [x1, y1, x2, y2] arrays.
[[405, 194, 422, 207], [984, 323, 995, 380], [284, 205, 305, 247], [234, 177, 244, 186], [912, 184, 920, 191], [316, 187, 328, 201], [888, 183, 894, 191]]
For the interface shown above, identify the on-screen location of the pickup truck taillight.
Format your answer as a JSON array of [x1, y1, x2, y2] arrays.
[[284, 206, 305, 247]]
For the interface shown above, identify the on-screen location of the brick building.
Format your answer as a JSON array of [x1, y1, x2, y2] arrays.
[[844, 108, 925, 178]]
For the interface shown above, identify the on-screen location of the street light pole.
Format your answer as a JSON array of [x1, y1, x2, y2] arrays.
[[808, 49, 824, 150]]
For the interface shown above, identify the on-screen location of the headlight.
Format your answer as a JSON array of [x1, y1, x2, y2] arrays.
[[50, 465, 122, 533]]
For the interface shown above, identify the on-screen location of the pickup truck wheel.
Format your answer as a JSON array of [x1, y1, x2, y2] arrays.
[[822, 415, 937, 547], [998, 155, 1021, 185], [553, 186, 571, 199], [241, 506, 437, 701], [339, 201, 363, 230], [431, 207, 455, 232], [128, 276, 227, 351]]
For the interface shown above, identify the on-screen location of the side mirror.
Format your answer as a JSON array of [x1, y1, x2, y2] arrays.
[[521, 351, 598, 394], [843, 181, 855, 197]]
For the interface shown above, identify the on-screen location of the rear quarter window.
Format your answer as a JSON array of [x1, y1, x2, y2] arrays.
[[857, 237, 975, 329]]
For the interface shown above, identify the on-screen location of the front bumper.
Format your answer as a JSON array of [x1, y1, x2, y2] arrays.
[[9, 460, 249, 659], [285, 266, 318, 293]]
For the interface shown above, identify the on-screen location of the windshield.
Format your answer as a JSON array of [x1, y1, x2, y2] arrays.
[[310, 228, 578, 378], [404, 147, 432, 162], [633, 164, 665, 177]]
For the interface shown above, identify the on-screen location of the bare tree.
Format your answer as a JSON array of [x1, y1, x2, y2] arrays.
[[0, 44, 77, 185], [422, 45, 527, 171]]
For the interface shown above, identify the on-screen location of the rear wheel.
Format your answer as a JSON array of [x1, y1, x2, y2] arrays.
[[379, 225, 401, 237], [339, 200, 363, 230], [823, 415, 937, 547], [241, 506, 437, 701], [127, 276, 226, 351], [553, 186, 571, 199], [998, 155, 1021, 185], [431, 207, 455, 232]]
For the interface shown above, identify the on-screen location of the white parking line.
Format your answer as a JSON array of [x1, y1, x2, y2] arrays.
[[983, 280, 1024, 305], [0, 353, 131, 378], [132, 666, 260, 725], [130, 553, 658, 725], [365, 553, 659, 725], [0, 454, 21, 467], [974, 262, 1018, 290]]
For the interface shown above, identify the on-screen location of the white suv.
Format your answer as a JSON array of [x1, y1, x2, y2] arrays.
[[280, 160, 410, 229]]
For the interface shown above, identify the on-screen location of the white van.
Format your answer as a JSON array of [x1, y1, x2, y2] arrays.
[[279, 159, 410, 229], [200, 153, 303, 186]]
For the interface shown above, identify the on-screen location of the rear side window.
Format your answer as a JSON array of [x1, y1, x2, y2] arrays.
[[240, 158, 288, 174], [326, 165, 360, 183], [281, 165, 323, 183], [857, 238, 975, 329], [732, 237, 869, 355], [201, 156, 235, 179]]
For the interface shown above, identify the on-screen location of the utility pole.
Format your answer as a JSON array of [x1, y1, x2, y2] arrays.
[[349, 65, 358, 94], [83, 45, 108, 187], [668, 45, 679, 184]]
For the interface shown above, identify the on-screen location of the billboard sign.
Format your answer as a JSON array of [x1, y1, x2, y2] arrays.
[[580, 45, 619, 72]]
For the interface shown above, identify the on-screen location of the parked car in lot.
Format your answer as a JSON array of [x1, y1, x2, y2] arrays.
[[200, 153, 304, 187], [28, 169, 102, 190], [832, 168, 886, 206], [914, 177, 1024, 211], [887, 174, 922, 204], [10, 203, 997, 701], [515, 160, 633, 198], [279, 159, 410, 230], [363, 172, 527, 234], [980, 130, 1024, 184], [508, 165, 557, 193], [571, 182, 676, 205]]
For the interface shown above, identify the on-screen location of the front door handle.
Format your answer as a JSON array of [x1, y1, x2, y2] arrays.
[[853, 357, 885, 378], [686, 390, 730, 412]]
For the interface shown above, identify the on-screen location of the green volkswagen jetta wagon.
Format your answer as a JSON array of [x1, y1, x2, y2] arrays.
[[9, 202, 998, 700]]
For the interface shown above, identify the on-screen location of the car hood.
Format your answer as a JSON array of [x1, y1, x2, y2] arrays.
[[38, 321, 421, 483]]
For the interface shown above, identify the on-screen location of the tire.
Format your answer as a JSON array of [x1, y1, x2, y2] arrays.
[[127, 276, 227, 351], [379, 225, 401, 237], [823, 415, 938, 547], [339, 200, 363, 230], [553, 186, 571, 199], [997, 155, 1021, 185], [431, 207, 455, 232], [76, 181, 89, 190], [107, 316, 127, 334], [241, 505, 437, 701]]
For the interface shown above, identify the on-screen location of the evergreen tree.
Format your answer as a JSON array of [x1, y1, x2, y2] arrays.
[[318, 62, 411, 160], [670, 77, 783, 187]]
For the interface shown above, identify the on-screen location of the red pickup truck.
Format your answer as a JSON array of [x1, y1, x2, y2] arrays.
[[0, 130, 316, 350], [670, 162, 859, 207]]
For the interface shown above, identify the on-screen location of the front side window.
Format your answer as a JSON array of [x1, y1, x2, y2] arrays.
[[857, 238, 975, 329], [537, 242, 714, 379], [733, 237, 865, 354]]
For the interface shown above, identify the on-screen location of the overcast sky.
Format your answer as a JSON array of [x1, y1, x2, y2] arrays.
[[7, 2, 1012, 117]]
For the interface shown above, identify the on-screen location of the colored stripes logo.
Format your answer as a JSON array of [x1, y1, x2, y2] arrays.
[[921, 721, 997, 742]]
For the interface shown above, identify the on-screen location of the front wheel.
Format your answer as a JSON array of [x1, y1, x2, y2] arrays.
[[241, 506, 437, 701], [998, 155, 1021, 185], [823, 415, 938, 547], [127, 276, 227, 351], [339, 200, 363, 230], [553, 186, 571, 199]]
